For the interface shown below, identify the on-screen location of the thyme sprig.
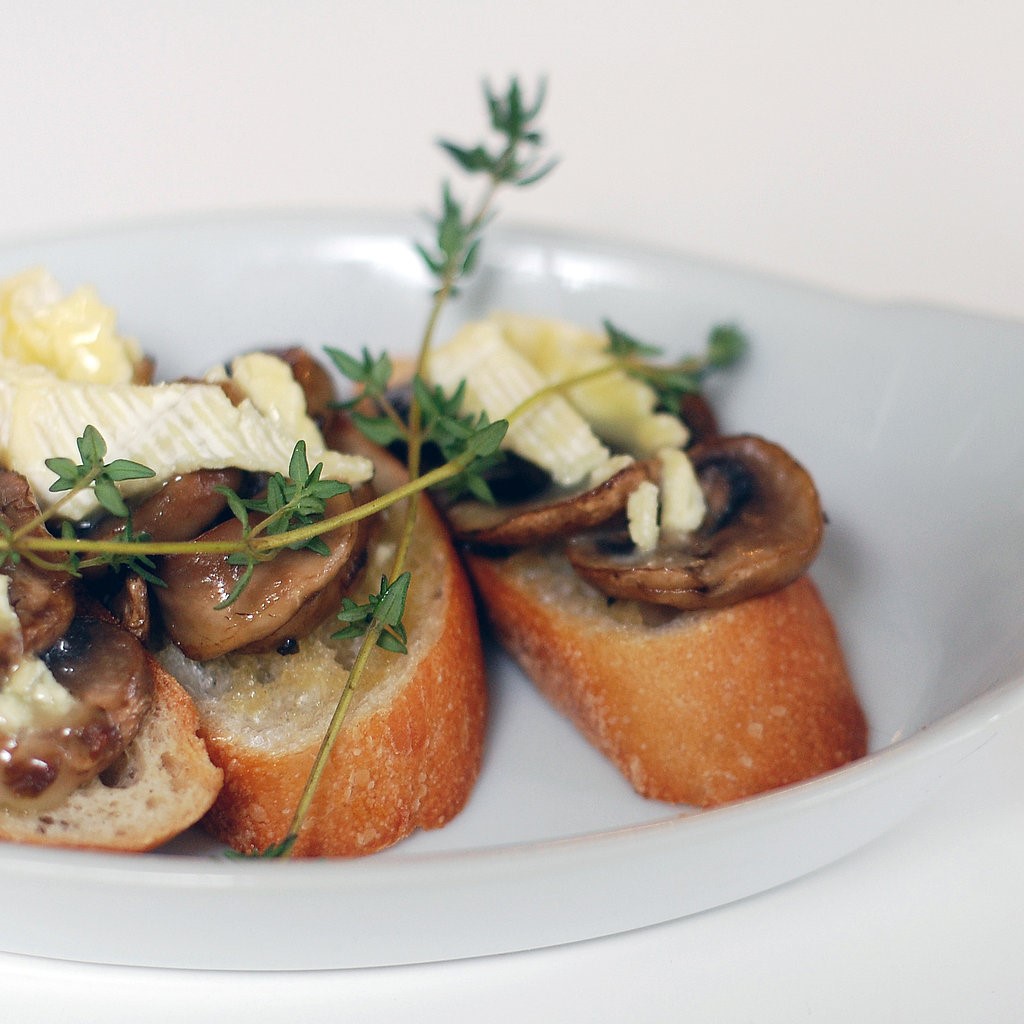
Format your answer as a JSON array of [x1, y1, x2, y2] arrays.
[[334, 572, 413, 654], [213, 442, 352, 609], [2, 77, 577, 860], [1, 424, 155, 577], [605, 319, 748, 411], [45, 424, 156, 521], [439, 79, 558, 191], [269, 78, 554, 856], [417, 78, 557, 302]]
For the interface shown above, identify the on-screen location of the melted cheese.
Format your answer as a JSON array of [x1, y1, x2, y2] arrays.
[[427, 320, 610, 487], [0, 268, 143, 384], [626, 480, 661, 552], [0, 577, 77, 733], [490, 312, 688, 456]]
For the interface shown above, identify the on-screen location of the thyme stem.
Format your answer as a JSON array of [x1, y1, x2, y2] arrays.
[[280, 80, 547, 854], [9, 465, 103, 543], [0, 457, 472, 565]]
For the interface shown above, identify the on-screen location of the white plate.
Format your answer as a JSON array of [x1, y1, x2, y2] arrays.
[[1, 214, 1023, 971]]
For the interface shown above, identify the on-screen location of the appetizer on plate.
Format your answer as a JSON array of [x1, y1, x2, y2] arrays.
[[423, 313, 866, 806], [0, 272, 486, 856], [0, 77, 865, 861]]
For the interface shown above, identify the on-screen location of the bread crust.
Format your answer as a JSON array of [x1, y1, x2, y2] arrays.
[[177, 435, 488, 858], [197, 519, 486, 856], [467, 548, 866, 806], [0, 659, 222, 851]]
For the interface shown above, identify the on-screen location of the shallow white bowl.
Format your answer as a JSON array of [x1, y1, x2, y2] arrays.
[[1, 214, 1022, 970]]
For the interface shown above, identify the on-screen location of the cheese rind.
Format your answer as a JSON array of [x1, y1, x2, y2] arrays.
[[0, 268, 142, 385], [427, 321, 610, 487], [491, 312, 688, 456], [1, 362, 373, 520], [0, 577, 79, 733]]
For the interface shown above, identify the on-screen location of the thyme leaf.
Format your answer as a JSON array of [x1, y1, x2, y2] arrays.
[[348, 412, 407, 448], [45, 424, 155, 519], [333, 572, 412, 654], [225, 834, 298, 860], [605, 320, 748, 412], [412, 376, 508, 502], [325, 346, 394, 403], [438, 77, 558, 189], [604, 319, 663, 359], [706, 323, 748, 369]]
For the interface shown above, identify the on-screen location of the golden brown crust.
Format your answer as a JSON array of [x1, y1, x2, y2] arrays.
[[0, 659, 222, 851], [197, 517, 486, 856], [467, 548, 866, 806], [184, 423, 488, 857]]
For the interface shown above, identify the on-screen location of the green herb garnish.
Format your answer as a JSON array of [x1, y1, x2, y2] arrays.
[[333, 572, 413, 654], [45, 423, 155, 519], [604, 319, 748, 412]]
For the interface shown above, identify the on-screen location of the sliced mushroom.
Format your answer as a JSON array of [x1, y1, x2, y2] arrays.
[[268, 346, 337, 422], [0, 615, 154, 810], [566, 435, 824, 609], [85, 468, 244, 545], [0, 471, 76, 657], [109, 572, 152, 644], [679, 392, 720, 446], [154, 490, 367, 660], [447, 459, 653, 548]]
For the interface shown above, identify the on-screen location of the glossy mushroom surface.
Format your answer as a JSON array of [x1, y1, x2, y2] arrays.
[[447, 459, 652, 548], [567, 435, 824, 609], [86, 468, 244, 545], [1, 615, 154, 810], [0, 471, 76, 658], [154, 490, 367, 660], [678, 392, 720, 445]]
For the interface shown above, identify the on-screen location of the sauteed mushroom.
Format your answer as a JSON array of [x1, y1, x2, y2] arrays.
[[566, 435, 824, 609], [82, 468, 245, 638], [269, 346, 337, 422], [678, 392, 720, 446], [0, 471, 75, 658], [0, 614, 154, 810], [110, 572, 152, 644], [447, 459, 652, 548], [154, 490, 367, 660], [85, 468, 244, 545]]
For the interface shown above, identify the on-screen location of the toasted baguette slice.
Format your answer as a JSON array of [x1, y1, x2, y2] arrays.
[[159, 437, 487, 858], [467, 547, 866, 806], [0, 659, 223, 851]]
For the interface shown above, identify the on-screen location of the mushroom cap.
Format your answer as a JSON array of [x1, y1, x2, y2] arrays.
[[0, 471, 76, 659], [446, 460, 652, 548], [1, 614, 154, 811], [154, 490, 367, 661], [86, 468, 244, 545], [566, 434, 825, 609]]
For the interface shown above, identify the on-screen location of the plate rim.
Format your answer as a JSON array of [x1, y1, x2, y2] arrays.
[[1, 210, 1022, 970]]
